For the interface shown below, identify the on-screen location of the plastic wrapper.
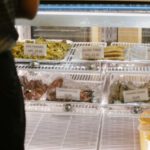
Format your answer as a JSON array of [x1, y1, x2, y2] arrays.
[[127, 45, 148, 60], [46, 75, 102, 103], [18, 70, 48, 101], [104, 45, 126, 60], [12, 37, 71, 60], [18, 71, 103, 103], [108, 74, 150, 104]]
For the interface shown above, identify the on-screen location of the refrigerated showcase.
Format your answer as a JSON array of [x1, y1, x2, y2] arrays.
[[15, 2, 150, 150]]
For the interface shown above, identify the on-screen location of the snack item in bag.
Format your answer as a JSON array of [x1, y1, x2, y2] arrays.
[[104, 46, 125, 60], [139, 110, 150, 150], [46, 77, 93, 102], [19, 72, 48, 101], [109, 76, 150, 104]]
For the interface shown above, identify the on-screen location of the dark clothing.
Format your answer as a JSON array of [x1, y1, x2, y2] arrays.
[[0, 50, 25, 150], [0, 0, 18, 52], [0, 1, 25, 149]]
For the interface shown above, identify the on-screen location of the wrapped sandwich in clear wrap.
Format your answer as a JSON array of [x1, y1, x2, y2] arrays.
[[104, 45, 126, 60], [46, 74, 103, 103], [108, 74, 150, 104]]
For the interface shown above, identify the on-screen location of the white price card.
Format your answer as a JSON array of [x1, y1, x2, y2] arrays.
[[24, 43, 47, 56], [56, 88, 80, 100], [81, 46, 104, 60], [123, 88, 149, 103]]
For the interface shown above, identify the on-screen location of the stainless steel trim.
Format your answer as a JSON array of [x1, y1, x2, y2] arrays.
[[16, 11, 150, 28]]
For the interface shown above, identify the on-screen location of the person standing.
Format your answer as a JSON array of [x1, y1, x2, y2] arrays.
[[0, 0, 39, 149]]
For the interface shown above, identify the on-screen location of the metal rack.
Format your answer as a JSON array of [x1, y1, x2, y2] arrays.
[[25, 101, 100, 115], [103, 60, 150, 73], [16, 61, 102, 72], [15, 42, 107, 72], [111, 42, 150, 47]]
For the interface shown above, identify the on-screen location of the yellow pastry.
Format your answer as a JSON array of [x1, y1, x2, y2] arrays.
[[104, 46, 125, 60], [139, 110, 150, 150], [139, 125, 150, 150], [139, 110, 150, 125]]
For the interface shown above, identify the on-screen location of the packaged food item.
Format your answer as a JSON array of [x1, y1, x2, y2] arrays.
[[139, 125, 150, 150], [19, 71, 48, 101], [108, 74, 150, 104], [46, 74, 102, 103], [47, 77, 64, 101], [12, 37, 71, 60], [23, 78, 47, 100], [46, 77, 94, 102], [139, 110, 150, 125], [104, 46, 126, 60], [139, 110, 150, 150], [127, 45, 148, 60], [18, 71, 102, 102]]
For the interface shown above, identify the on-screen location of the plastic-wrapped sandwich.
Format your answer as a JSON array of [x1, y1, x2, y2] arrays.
[[108, 74, 150, 104], [104, 45, 125, 60]]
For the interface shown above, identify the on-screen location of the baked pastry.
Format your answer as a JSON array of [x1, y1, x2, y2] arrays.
[[104, 46, 125, 60], [47, 78, 64, 101], [46, 78, 93, 102], [19, 77, 48, 100]]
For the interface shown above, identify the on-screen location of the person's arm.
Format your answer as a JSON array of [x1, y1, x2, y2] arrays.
[[16, 0, 39, 19]]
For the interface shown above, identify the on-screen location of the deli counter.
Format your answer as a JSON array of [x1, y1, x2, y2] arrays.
[[15, 1, 150, 150]]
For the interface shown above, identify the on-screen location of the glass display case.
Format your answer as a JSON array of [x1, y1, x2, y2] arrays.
[[15, 1, 150, 150]]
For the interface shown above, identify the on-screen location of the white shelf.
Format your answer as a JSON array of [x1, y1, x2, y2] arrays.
[[99, 109, 140, 150], [25, 107, 142, 150], [16, 11, 150, 28], [25, 111, 101, 150]]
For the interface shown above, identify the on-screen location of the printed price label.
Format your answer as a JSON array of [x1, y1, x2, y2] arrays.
[[123, 88, 149, 103], [24, 43, 47, 56], [82, 46, 104, 60], [56, 88, 80, 100]]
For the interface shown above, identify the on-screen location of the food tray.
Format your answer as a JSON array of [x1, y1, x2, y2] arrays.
[[18, 70, 104, 103], [13, 39, 72, 63], [99, 108, 140, 150], [66, 42, 107, 62], [25, 106, 102, 150], [107, 72, 150, 104]]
